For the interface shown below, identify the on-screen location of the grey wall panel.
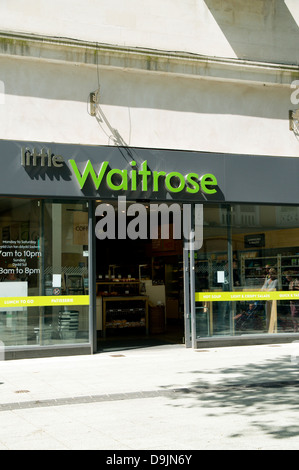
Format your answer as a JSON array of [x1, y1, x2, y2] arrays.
[[0, 140, 298, 205]]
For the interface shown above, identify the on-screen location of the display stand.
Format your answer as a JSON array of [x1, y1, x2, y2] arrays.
[[65, 274, 85, 295], [101, 295, 149, 337], [268, 300, 277, 333]]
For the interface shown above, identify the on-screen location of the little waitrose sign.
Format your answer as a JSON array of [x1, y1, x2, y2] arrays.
[[21, 147, 64, 168], [20, 146, 218, 196], [69, 159, 218, 195]]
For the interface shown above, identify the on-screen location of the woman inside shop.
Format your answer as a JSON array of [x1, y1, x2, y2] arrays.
[[261, 268, 278, 291]]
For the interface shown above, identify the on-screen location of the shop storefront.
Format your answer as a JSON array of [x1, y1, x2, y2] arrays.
[[1, 139, 299, 358]]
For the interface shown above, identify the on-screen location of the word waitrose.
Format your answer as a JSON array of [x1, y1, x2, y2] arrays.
[[70, 159, 218, 194]]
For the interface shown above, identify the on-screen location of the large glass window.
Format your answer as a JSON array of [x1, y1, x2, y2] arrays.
[[195, 203, 299, 338], [0, 198, 89, 348]]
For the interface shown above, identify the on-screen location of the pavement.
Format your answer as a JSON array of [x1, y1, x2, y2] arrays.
[[0, 341, 299, 450]]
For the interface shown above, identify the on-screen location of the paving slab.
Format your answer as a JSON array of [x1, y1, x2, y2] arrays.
[[0, 343, 298, 449]]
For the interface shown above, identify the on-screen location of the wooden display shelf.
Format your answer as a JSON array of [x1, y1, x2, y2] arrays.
[[101, 295, 149, 337], [96, 280, 142, 297], [96, 281, 140, 284]]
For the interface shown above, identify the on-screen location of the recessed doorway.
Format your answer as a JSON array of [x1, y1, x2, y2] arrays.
[[95, 200, 185, 352]]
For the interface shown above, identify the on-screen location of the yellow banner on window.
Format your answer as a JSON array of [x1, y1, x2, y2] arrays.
[[195, 291, 299, 302], [0, 295, 89, 308]]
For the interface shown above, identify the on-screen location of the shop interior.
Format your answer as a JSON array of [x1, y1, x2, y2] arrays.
[[195, 204, 299, 336], [95, 201, 185, 351], [1, 198, 299, 350]]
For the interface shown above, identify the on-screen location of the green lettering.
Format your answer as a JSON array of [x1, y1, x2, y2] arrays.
[[165, 172, 185, 193], [69, 158, 218, 195], [185, 173, 200, 193], [138, 161, 151, 191], [130, 161, 137, 190], [107, 169, 128, 190], [200, 173, 218, 194], [153, 171, 166, 191], [69, 159, 108, 190]]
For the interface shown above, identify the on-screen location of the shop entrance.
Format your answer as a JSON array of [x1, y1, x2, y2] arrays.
[[95, 200, 185, 351]]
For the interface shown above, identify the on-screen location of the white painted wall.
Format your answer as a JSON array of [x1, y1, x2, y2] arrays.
[[0, 0, 298, 64], [0, 55, 297, 157], [0, 0, 298, 156]]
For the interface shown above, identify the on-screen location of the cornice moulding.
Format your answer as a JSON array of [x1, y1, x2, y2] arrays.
[[0, 30, 298, 87]]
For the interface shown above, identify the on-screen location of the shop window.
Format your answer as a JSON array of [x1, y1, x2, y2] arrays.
[[194, 203, 299, 339], [0, 199, 89, 348], [220, 205, 260, 227], [42, 202, 89, 346]]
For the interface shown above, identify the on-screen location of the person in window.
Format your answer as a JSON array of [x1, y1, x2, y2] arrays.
[[263, 265, 271, 280], [261, 268, 278, 291], [234, 302, 263, 331], [0, 264, 20, 282], [5, 264, 20, 282], [284, 271, 299, 332]]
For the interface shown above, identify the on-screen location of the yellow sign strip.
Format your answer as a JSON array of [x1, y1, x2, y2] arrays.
[[195, 291, 299, 302], [0, 295, 89, 308]]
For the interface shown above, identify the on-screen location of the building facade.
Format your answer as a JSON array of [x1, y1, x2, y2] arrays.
[[0, 0, 298, 358]]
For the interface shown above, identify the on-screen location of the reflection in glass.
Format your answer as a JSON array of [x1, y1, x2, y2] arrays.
[[0, 199, 40, 346], [195, 203, 299, 338], [0, 199, 89, 348], [42, 202, 89, 345]]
